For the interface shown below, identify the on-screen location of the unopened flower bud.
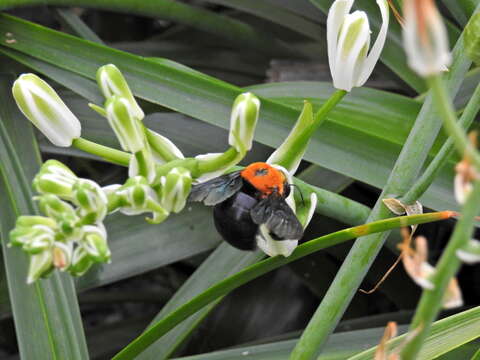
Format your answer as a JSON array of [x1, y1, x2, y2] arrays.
[[33, 160, 78, 199], [80, 224, 110, 263], [116, 176, 169, 224], [327, 0, 389, 91], [403, 0, 451, 77], [106, 95, 145, 153], [12, 73, 81, 147], [97, 64, 144, 120], [27, 251, 54, 284], [72, 179, 108, 223], [70, 246, 93, 277], [228, 92, 260, 154], [9, 216, 56, 254], [160, 167, 192, 213]]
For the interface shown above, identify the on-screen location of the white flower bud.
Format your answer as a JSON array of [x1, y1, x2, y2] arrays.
[[12, 74, 81, 147], [327, 0, 389, 91], [228, 92, 260, 154], [403, 0, 451, 77], [105, 95, 146, 153], [33, 160, 79, 199], [97, 64, 144, 120], [80, 224, 110, 263], [160, 167, 192, 213], [72, 179, 108, 223], [27, 251, 53, 284]]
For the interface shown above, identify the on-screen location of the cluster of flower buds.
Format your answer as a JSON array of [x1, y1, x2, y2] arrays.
[[9, 160, 111, 283], [11, 64, 265, 282]]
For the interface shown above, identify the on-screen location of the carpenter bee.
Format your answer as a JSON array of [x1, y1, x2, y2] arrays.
[[188, 162, 303, 250]]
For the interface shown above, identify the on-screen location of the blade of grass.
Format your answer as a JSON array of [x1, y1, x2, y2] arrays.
[[0, 74, 88, 359], [350, 306, 480, 360], [112, 211, 455, 359], [442, 0, 477, 25], [197, 0, 325, 40], [289, 7, 477, 358], [0, 0, 293, 56], [54, 7, 103, 43]]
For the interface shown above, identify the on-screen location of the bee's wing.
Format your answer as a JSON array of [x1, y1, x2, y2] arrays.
[[250, 195, 303, 240], [188, 171, 243, 206]]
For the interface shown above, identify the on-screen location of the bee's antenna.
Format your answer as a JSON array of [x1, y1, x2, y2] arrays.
[[288, 184, 305, 206]]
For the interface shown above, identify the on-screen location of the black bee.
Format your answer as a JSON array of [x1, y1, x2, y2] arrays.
[[188, 162, 303, 250]]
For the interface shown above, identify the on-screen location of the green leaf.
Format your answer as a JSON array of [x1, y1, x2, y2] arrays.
[[442, 0, 478, 26], [0, 15, 459, 212], [0, 74, 88, 359], [75, 206, 221, 290], [349, 306, 480, 360], [198, 0, 325, 40], [138, 245, 264, 359]]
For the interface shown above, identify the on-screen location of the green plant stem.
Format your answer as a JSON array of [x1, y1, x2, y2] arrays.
[[72, 138, 130, 166], [0, 0, 292, 56], [429, 75, 480, 169], [403, 82, 480, 204], [196, 147, 240, 174], [401, 181, 480, 359], [289, 8, 477, 357], [312, 89, 347, 128], [112, 211, 454, 360]]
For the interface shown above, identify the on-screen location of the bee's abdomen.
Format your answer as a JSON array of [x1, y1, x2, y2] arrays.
[[213, 191, 258, 250]]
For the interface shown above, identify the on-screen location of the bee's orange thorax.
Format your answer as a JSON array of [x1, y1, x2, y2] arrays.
[[240, 162, 286, 197]]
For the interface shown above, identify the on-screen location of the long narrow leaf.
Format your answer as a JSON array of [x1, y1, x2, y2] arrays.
[[0, 74, 88, 359]]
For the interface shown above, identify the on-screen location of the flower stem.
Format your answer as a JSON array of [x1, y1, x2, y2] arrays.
[[112, 211, 454, 360], [401, 181, 480, 359], [427, 75, 480, 169], [72, 138, 130, 166], [402, 82, 480, 204], [312, 89, 347, 128]]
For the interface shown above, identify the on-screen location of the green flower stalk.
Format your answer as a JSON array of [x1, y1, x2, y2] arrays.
[[97, 63, 144, 120], [12, 73, 81, 147], [146, 128, 185, 164]]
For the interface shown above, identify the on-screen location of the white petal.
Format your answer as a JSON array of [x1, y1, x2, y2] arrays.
[[333, 11, 371, 91], [256, 225, 298, 257], [327, 0, 355, 82], [356, 0, 389, 86]]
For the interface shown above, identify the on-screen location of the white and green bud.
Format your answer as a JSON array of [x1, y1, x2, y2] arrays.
[[80, 224, 111, 263], [228, 92, 260, 154], [72, 179, 108, 223], [327, 0, 389, 91], [267, 101, 314, 175], [116, 176, 169, 224], [97, 64, 144, 120], [12, 73, 81, 147], [70, 246, 93, 277], [105, 95, 146, 153], [9, 216, 56, 253], [37, 194, 76, 220], [27, 250, 54, 284], [160, 167, 192, 213], [146, 129, 184, 165], [33, 159, 79, 198]]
